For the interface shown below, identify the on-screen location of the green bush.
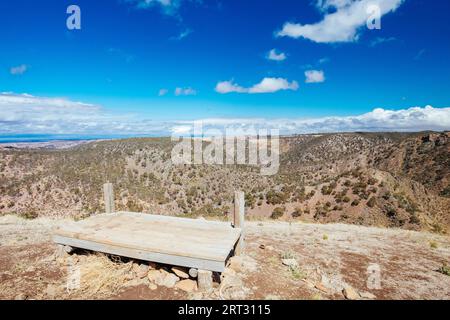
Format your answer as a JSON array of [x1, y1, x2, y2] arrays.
[[271, 207, 285, 219], [291, 207, 302, 218]]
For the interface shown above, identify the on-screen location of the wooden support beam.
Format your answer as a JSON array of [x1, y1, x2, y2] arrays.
[[103, 183, 115, 213], [197, 269, 213, 292], [233, 191, 245, 256], [189, 268, 198, 278]]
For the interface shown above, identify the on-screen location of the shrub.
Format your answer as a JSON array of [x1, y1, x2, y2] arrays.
[[438, 263, 450, 276], [409, 213, 420, 224], [367, 197, 376, 208], [20, 210, 38, 220], [385, 206, 397, 218], [271, 207, 285, 219], [291, 207, 302, 218], [351, 199, 360, 206], [266, 190, 288, 205]]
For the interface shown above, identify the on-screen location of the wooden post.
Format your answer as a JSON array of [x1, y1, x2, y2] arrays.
[[233, 191, 245, 255], [197, 269, 213, 292], [103, 183, 115, 213], [189, 268, 198, 278]]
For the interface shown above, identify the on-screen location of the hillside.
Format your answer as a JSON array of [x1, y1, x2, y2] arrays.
[[1, 215, 449, 300], [0, 132, 449, 233]]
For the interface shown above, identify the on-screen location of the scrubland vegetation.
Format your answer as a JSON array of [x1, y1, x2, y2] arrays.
[[0, 132, 448, 233]]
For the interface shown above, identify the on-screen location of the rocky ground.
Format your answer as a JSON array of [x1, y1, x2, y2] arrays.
[[1, 214, 449, 300]]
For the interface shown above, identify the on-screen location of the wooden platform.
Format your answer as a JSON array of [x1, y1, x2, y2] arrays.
[[53, 211, 242, 272]]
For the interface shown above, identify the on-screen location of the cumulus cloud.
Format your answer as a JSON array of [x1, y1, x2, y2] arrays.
[[1, 93, 449, 135], [215, 78, 299, 94], [173, 106, 450, 135], [10, 64, 28, 75], [267, 49, 287, 61], [277, 0, 404, 43], [305, 70, 325, 83], [175, 87, 197, 96], [126, 0, 179, 10], [158, 89, 168, 96]]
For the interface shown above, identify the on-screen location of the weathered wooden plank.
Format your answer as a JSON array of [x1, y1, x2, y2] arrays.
[[53, 235, 226, 272], [103, 183, 115, 213], [55, 229, 236, 261], [53, 211, 241, 264], [233, 191, 245, 255]]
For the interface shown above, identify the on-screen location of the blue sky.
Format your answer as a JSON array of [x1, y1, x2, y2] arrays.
[[1, 0, 450, 135]]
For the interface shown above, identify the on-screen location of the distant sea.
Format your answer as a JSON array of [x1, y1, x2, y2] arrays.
[[0, 134, 156, 143]]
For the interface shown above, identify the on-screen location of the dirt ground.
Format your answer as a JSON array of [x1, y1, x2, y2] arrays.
[[0, 214, 449, 300]]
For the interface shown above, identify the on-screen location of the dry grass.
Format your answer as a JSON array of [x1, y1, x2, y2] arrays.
[[75, 253, 132, 298]]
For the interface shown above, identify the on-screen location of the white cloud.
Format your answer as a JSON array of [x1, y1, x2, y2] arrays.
[[175, 106, 450, 135], [267, 49, 287, 61], [318, 57, 330, 64], [215, 77, 299, 94], [10, 64, 28, 75], [305, 70, 325, 83], [175, 87, 197, 96], [171, 28, 193, 40], [277, 0, 404, 43], [369, 36, 396, 47], [1, 93, 449, 135], [215, 80, 247, 94], [158, 89, 168, 96], [126, 0, 183, 15]]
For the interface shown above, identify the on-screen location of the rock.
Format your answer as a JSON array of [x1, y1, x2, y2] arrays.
[[136, 264, 149, 278], [342, 286, 360, 300], [281, 258, 298, 269], [228, 256, 244, 273], [149, 283, 157, 290], [265, 245, 274, 251], [219, 275, 245, 299], [124, 278, 148, 287], [159, 268, 170, 276], [171, 267, 189, 279], [259, 244, 266, 249], [221, 267, 236, 280], [176, 279, 197, 292], [147, 270, 164, 283], [360, 291, 377, 300], [160, 273, 180, 288]]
